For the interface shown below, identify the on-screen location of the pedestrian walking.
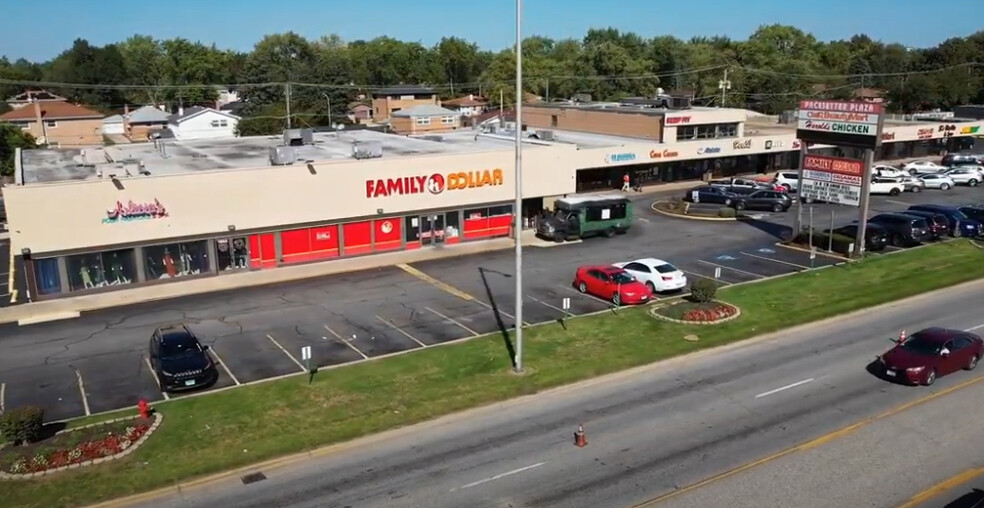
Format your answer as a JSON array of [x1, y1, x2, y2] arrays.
[[621, 172, 630, 192]]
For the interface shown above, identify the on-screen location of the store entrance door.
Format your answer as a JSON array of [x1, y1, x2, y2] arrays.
[[420, 214, 445, 246]]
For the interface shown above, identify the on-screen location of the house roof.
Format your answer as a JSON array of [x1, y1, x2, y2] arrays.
[[0, 101, 103, 121], [128, 105, 171, 123], [103, 114, 124, 124], [347, 102, 371, 111], [169, 106, 240, 125], [372, 85, 436, 97], [391, 105, 458, 118], [443, 96, 488, 108]]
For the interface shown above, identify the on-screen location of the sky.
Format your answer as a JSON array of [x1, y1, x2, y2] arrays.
[[2, 0, 981, 62]]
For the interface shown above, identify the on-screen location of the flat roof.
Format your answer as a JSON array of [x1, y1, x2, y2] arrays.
[[527, 101, 750, 117], [19, 129, 536, 185]]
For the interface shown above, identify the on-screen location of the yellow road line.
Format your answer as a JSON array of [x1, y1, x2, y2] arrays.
[[895, 466, 984, 508], [397, 263, 476, 302], [629, 373, 984, 507]]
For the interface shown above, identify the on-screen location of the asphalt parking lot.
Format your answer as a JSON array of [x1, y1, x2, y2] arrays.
[[1, 183, 981, 422]]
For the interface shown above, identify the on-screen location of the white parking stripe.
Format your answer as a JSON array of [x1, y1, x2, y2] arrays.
[[697, 259, 765, 279], [143, 356, 169, 400], [755, 378, 815, 399], [0, 382, 5, 413], [426, 307, 479, 336], [324, 325, 369, 359], [682, 270, 731, 285], [740, 251, 810, 270], [527, 295, 566, 313], [376, 315, 427, 348], [561, 285, 614, 306], [76, 369, 91, 416], [451, 462, 547, 492], [208, 348, 240, 385], [266, 334, 307, 373]]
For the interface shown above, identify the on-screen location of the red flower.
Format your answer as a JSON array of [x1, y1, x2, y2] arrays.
[[683, 305, 735, 322]]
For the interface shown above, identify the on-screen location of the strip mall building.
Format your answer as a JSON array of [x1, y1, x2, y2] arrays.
[[4, 102, 982, 300]]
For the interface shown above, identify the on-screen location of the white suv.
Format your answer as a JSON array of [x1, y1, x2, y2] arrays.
[[944, 166, 983, 187], [869, 177, 904, 196], [772, 171, 801, 191]]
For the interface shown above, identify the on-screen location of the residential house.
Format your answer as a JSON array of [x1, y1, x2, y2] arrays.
[[347, 102, 373, 124], [214, 88, 240, 110], [390, 105, 461, 135], [6, 90, 66, 110], [168, 106, 240, 140], [371, 85, 437, 121], [102, 114, 125, 135], [0, 100, 103, 146], [125, 105, 170, 140], [441, 94, 488, 117]]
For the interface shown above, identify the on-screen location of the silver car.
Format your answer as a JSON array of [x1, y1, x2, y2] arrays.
[[900, 175, 926, 193], [919, 173, 956, 190], [944, 166, 984, 187]]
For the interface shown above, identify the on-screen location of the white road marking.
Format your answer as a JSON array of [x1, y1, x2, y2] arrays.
[[469, 297, 528, 326], [755, 378, 815, 399], [426, 307, 479, 336], [636, 216, 652, 223], [76, 369, 91, 416], [682, 270, 730, 285], [143, 356, 169, 400], [208, 347, 240, 385], [324, 325, 369, 359], [266, 334, 307, 373], [966, 323, 984, 332], [527, 295, 567, 313], [697, 259, 765, 279], [451, 462, 547, 492], [0, 382, 5, 413], [740, 251, 811, 270], [376, 315, 428, 348], [886, 199, 909, 206]]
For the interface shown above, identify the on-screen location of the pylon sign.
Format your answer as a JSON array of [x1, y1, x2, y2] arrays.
[[796, 100, 886, 149]]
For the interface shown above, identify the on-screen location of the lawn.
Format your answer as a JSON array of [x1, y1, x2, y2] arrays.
[[2, 240, 982, 508]]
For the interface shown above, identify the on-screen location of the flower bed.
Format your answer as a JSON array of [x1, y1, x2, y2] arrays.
[[650, 300, 741, 325], [0, 415, 158, 477]]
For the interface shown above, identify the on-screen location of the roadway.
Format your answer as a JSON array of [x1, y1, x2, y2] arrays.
[[131, 278, 984, 508]]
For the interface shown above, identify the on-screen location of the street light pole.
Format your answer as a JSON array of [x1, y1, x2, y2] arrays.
[[513, 0, 524, 373]]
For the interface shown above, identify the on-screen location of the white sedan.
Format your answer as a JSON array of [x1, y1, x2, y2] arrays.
[[904, 160, 946, 175], [874, 165, 908, 178], [918, 173, 956, 190], [613, 258, 688, 293]]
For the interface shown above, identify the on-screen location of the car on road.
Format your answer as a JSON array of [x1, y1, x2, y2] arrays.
[[873, 165, 909, 179], [877, 327, 983, 386], [900, 210, 952, 239], [149, 325, 218, 393], [867, 213, 933, 246], [899, 175, 926, 193], [772, 171, 801, 192], [613, 258, 688, 293], [907, 204, 984, 237], [828, 223, 890, 252], [573, 265, 651, 306], [918, 173, 955, 190], [904, 160, 947, 175], [942, 166, 983, 187], [536, 195, 633, 242], [709, 177, 782, 195], [735, 190, 792, 212], [869, 177, 905, 196], [941, 153, 984, 167], [684, 185, 741, 206]]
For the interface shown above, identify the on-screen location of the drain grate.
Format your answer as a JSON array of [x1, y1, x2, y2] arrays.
[[240, 472, 267, 485]]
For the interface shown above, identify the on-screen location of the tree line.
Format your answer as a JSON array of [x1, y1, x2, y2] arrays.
[[0, 25, 982, 137]]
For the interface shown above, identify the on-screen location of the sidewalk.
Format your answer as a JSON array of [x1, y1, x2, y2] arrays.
[[0, 231, 567, 326]]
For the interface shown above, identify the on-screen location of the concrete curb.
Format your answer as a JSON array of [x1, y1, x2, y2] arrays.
[[648, 300, 742, 325], [774, 242, 850, 261], [650, 200, 737, 222]]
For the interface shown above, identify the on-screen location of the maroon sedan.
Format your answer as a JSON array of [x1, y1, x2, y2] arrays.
[[878, 328, 984, 385]]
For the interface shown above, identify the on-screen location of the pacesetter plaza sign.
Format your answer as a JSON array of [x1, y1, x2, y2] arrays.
[[796, 100, 885, 150]]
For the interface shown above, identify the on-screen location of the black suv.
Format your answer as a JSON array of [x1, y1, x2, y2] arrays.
[[941, 153, 983, 167], [149, 325, 218, 392], [828, 223, 890, 252], [736, 190, 792, 212], [900, 210, 952, 239], [867, 213, 933, 247]]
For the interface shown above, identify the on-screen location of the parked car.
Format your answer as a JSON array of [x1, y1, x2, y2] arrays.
[[900, 210, 951, 239], [869, 177, 905, 196], [918, 173, 955, 190], [904, 160, 946, 175], [899, 175, 926, 193], [907, 204, 983, 237], [572, 265, 652, 306], [957, 205, 984, 225], [613, 258, 688, 293], [827, 223, 890, 252], [772, 171, 801, 192], [684, 185, 741, 206], [867, 213, 933, 246], [873, 165, 909, 179], [942, 166, 982, 187], [148, 325, 218, 392], [877, 327, 983, 385], [709, 177, 780, 194], [941, 153, 984, 167], [735, 190, 793, 212]]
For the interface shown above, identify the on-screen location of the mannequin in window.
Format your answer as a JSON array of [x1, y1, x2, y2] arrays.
[[146, 255, 160, 279], [163, 249, 177, 278], [110, 253, 128, 284], [80, 265, 94, 289], [181, 249, 193, 275]]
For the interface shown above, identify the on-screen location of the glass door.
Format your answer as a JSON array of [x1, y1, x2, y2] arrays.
[[419, 214, 446, 246]]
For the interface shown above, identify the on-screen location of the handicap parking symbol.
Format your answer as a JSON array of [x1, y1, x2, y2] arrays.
[[757, 248, 776, 254], [716, 254, 737, 261]]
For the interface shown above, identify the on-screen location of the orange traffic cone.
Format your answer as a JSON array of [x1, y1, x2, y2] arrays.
[[574, 424, 587, 447]]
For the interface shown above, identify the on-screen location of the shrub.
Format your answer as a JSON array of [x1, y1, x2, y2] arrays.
[[792, 228, 855, 254], [689, 278, 718, 303], [717, 207, 736, 218], [0, 406, 45, 445]]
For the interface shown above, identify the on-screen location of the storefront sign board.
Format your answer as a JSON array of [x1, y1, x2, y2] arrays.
[[796, 100, 884, 150], [799, 154, 863, 206]]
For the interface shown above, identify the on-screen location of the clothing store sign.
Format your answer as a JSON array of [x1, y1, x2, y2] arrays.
[[103, 199, 169, 223]]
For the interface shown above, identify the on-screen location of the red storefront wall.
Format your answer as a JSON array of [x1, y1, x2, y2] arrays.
[[373, 218, 402, 252], [463, 212, 512, 240], [342, 221, 373, 255], [280, 225, 340, 264], [249, 233, 277, 269]]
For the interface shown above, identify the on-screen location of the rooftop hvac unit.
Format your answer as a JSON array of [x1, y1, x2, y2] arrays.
[[536, 130, 555, 141], [352, 141, 383, 160], [269, 145, 297, 166], [283, 128, 313, 146], [667, 95, 692, 110]]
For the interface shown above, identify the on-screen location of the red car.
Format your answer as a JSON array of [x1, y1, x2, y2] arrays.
[[573, 265, 652, 305], [878, 327, 984, 385]]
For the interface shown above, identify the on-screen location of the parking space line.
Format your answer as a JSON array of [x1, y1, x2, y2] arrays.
[[560, 285, 616, 306], [397, 263, 477, 302], [697, 259, 765, 279], [375, 315, 428, 348], [740, 251, 810, 270], [1, 382, 5, 413], [266, 334, 307, 373], [527, 295, 566, 313], [324, 325, 369, 359], [426, 306, 479, 337], [885, 199, 909, 206], [682, 270, 731, 285], [143, 356, 169, 400], [208, 348, 241, 385], [75, 369, 91, 416]]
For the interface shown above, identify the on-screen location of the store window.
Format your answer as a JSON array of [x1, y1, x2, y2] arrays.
[[717, 123, 738, 137], [444, 211, 461, 244], [215, 237, 249, 271], [677, 126, 697, 141], [34, 258, 62, 295], [66, 249, 136, 291], [144, 240, 209, 280], [696, 125, 716, 139]]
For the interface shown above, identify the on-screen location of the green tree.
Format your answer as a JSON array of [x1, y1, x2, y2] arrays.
[[0, 124, 36, 177]]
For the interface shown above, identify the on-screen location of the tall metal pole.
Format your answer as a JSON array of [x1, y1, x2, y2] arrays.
[[794, 144, 808, 234], [853, 149, 875, 258], [513, 0, 525, 373], [285, 82, 292, 129]]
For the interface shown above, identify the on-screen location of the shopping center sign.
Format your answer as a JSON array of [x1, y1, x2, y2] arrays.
[[365, 169, 504, 198], [799, 154, 863, 207], [103, 199, 169, 223], [796, 100, 885, 149]]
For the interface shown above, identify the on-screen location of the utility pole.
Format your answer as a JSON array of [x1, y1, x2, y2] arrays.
[[545, 78, 550, 102], [718, 69, 731, 107], [513, 0, 525, 374], [321, 92, 332, 128], [285, 82, 292, 129]]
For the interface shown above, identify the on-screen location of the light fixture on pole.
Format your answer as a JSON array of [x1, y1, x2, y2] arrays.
[[513, 0, 525, 373]]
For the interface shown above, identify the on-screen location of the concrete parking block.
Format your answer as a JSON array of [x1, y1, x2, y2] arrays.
[[1, 364, 85, 422], [80, 351, 165, 414]]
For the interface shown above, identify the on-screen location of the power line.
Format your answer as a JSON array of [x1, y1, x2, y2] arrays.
[[738, 62, 982, 79]]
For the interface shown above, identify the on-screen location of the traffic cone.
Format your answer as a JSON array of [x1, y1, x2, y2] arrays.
[[574, 424, 587, 447]]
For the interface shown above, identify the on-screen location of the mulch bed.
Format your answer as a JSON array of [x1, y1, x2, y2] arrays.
[[0, 417, 153, 474]]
